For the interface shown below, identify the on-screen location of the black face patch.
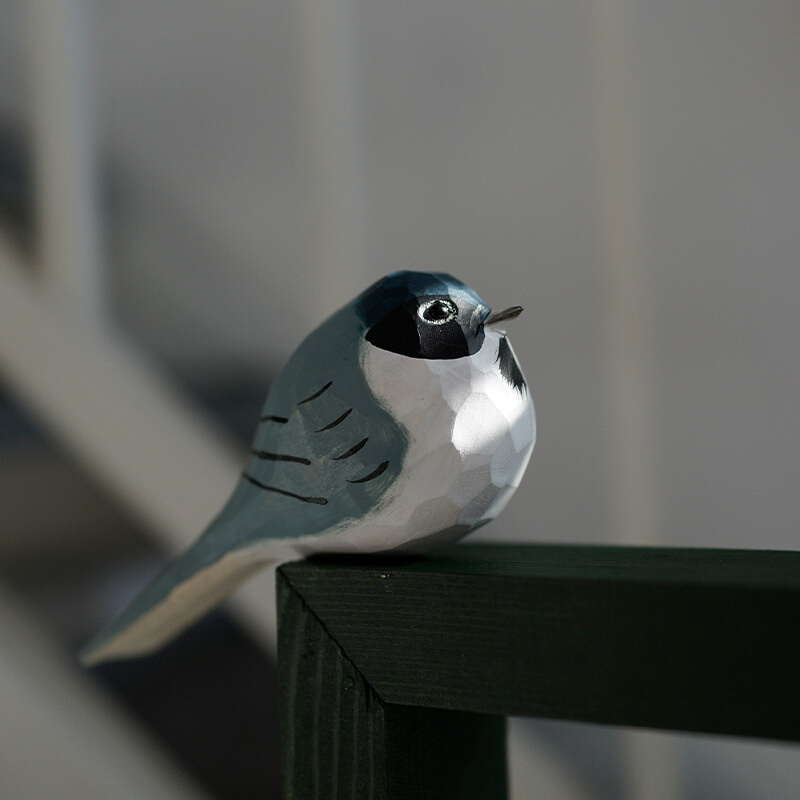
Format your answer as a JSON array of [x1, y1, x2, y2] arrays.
[[365, 295, 485, 360], [497, 336, 526, 394]]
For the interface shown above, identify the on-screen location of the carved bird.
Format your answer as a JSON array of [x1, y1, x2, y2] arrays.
[[82, 271, 535, 665]]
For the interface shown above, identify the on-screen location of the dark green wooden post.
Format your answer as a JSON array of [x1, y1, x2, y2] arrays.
[[278, 568, 506, 799], [278, 544, 800, 799]]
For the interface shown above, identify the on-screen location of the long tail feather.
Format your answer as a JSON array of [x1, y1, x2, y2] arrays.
[[80, 542, 274, 666]]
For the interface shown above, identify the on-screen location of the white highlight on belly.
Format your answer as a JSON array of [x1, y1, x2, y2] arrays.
[[301, 329, 535, 554]]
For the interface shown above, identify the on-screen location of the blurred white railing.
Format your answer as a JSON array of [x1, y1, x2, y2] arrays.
[[0, 584, 212, 800], [593, 1, 682, 797], [29, 0, 103, 322]]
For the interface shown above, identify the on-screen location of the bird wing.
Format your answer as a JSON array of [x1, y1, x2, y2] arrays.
[[81, 307, 407, 665]]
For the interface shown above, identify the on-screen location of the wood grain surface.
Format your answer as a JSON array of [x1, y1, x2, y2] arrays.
[[278, 566, 506, 799], [278, 543, 800, 798]]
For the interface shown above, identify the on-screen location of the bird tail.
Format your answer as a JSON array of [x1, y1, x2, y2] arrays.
[[80, 535, 279, 667]]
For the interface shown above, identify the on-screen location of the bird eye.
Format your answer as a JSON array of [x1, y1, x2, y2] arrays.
[[418, 298, 458, 325]]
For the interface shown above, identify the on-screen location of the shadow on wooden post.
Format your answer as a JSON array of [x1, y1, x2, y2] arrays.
[[277, 543, 800, 799]]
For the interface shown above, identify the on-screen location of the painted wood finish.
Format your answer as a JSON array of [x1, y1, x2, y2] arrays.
[[278, 543, 800, 798], [278, 569, 506, 799]]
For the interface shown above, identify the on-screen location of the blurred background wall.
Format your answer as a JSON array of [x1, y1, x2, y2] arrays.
[[0, 0, 798, 798]]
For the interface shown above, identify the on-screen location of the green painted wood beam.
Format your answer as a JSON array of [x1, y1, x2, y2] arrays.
[[278, 565, 506, 799], [278, 543, 800, 798]]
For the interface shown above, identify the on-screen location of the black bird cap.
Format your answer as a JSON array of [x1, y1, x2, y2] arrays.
[[357, 271, 489, 360]]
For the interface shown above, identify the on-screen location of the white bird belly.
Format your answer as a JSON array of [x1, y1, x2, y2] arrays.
[[297, 330, 535, 554]]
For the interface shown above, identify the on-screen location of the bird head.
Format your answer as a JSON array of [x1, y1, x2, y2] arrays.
[[357, 271, 521, 360]]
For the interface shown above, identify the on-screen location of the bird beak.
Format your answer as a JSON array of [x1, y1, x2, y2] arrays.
[[484, 306, 523, 330]]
